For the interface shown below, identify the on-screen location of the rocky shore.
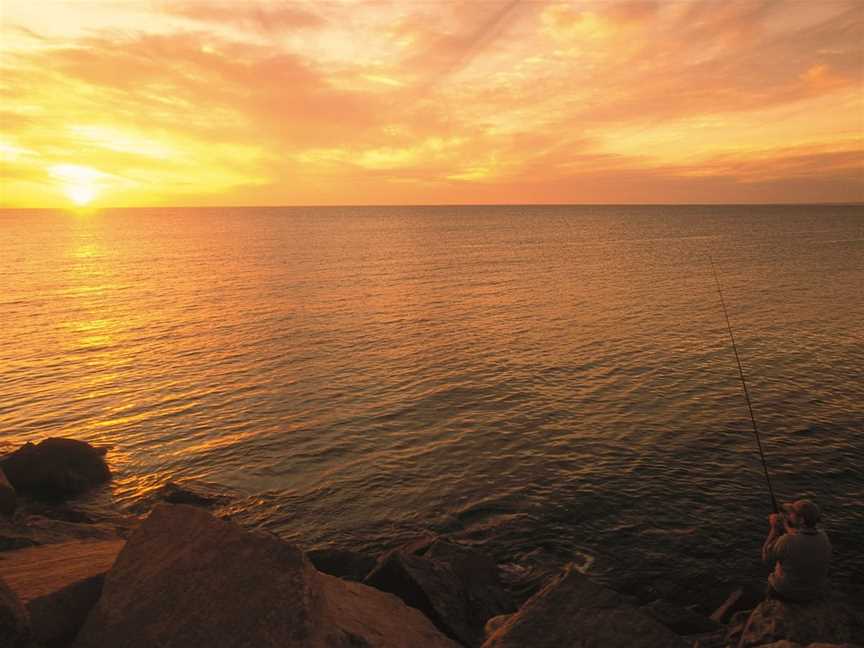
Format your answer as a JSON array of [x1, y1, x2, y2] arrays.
[[1, 438, 861, 647]]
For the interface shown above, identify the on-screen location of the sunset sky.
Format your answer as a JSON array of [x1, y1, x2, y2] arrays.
[[1, 0, 862, 207]]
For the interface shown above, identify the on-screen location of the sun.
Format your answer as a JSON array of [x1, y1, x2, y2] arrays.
[[50, 163, 104, 207], [66, 183, 98, 206]]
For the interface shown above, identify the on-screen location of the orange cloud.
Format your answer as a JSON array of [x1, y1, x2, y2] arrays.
[[1, 0, 861, 207]]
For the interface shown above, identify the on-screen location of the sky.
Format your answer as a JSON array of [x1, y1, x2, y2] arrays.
[[1, 0, 862, 207]]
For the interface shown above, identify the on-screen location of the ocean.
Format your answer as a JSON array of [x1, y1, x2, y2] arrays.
[[2, 204, 862, 599]]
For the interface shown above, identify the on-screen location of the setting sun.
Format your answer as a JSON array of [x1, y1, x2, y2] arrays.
[[50, 164, 103, 206], [66, 184, 97, 206]]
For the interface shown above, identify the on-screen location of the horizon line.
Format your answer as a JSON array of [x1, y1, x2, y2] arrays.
[[3, 201, 863, 211]]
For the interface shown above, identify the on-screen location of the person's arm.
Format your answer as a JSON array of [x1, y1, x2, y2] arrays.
[[762, 513, 785, 563]]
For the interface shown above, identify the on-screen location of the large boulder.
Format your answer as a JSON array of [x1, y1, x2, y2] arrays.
[[736, 597, 855, 647], [0, 468, 15, 516], [0, 576, 30, 648], [74, 504, 460, 648], [1, 537, 123, 645], [0, 438, 110, 499], [365, 537, 515, 647], [481, 564, 689, 648]]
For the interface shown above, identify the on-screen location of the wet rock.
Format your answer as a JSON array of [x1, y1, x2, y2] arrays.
[[0, 515, 123, 551], [0, 576, 30, 648], [307, 547, 376, 582], [74, 504, 460, 648], [28, 574, 104, 648], [710, 585, 764, 624], [481, 563, 688, 648], [736, 597, 854, 647], [641, 597, 721, 635], [0, 468, 16, 516], [154, 480, 228, 508], [365, 537, 515, 647], [0, 438, 110, 499]]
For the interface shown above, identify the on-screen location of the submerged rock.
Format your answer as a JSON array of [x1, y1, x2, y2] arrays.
[[154, 480, 229, 508], [365, 536, 515, 647], [0, 469, 16, 516], [481, 563, 688, 648], [0, 438, 110, 499], [0, 576, 30, 648], [735, 597, 855, 647], [307, 547, 377, 582], [74, 504, 459, 648]]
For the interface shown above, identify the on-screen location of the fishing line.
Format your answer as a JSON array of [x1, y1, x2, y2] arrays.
[[708, 255, 779, 513]]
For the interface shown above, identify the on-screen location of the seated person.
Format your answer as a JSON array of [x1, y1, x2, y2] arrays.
[[762, 499, 832, 603]]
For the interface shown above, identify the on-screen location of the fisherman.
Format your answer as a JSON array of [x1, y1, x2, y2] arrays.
[[762, 499, 832, 603]]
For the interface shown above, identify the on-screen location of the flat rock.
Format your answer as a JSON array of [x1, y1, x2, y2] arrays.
[[0, 468, 15, 516], [1, 576, 30, 648], [0, 515, 123, 551], [74, 504, 460, 648], [481, 563, 689, 648], [737, 598, 855, 647], [0, 438, 110, 499], [0, 539, 123, 603], [365, 537, 515, 647]]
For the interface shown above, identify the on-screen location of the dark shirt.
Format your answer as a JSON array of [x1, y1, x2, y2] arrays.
[[763, 526, 832, 602]]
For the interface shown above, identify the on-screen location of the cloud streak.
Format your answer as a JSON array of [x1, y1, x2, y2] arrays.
[[1, 0, 861, 206]]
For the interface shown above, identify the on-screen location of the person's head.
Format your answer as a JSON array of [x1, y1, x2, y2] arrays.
[[783, 499, 820, 529]]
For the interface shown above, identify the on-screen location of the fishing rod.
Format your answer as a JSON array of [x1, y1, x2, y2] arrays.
[[708, 255, 779, 514]]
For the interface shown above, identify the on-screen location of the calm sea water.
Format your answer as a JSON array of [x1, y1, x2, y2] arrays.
[[2, 204, 862, 599]]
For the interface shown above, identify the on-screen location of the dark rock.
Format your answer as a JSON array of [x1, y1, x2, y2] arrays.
[[25, 501, 94, 524], [365, 537, 515, 647], [0, 468, 16, 516], [154, 481, 228, 508], [28, 574, 104, 648], [0, 438, 110, 499], [307, 547, 377, 582], [481, 563, 689, 648], [711, 585, 764, 624], [0, 576, 30, 648], [74, 504, 459, 648], [641, 597, 721, 635], [736, 597, 854, 647]]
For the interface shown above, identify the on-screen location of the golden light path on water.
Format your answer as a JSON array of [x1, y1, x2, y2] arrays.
[[1, 205, 862, 597]]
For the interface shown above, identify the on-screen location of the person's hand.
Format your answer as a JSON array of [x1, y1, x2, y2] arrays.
[[769, 513, 783, 529]]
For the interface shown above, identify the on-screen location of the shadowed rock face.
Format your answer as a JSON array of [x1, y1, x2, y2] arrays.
[[0, 576, 30, 648], [0, 469, 15, 516], [365, 537, 515, 647], [307, 548, 377, 583], [74, 504, 460, 648], [0, 439, 110, 499], [481, 564, 689, 648]]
